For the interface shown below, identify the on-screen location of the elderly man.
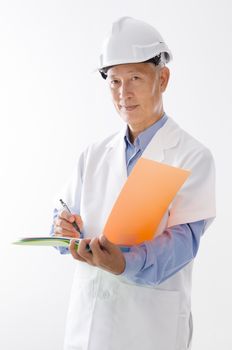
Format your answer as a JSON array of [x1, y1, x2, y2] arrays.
[[52, 17, 215, 350]]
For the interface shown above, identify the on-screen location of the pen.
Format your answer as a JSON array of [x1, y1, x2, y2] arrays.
[[59, 199, 81, 233], [60, 199, 128, 254], [59, 199, 91, 253]]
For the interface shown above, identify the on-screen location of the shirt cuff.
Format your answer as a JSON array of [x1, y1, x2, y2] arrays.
[[120, 245, 146, 279], [56, 246, 70, 255]]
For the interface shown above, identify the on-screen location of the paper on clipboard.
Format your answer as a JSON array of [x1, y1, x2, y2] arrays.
[[13, 236, 78, 247], [103, 157, 190, 246]]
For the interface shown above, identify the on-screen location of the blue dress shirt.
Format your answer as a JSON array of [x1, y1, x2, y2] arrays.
[[51, 113, 207, 285]]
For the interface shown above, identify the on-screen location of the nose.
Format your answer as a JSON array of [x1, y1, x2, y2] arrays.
[[118, 80, 133, 100]]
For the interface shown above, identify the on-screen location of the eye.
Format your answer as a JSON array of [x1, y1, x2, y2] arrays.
[[110, 79, 120, 87], [131, 76, 140, 81], [111, 79, 120, 84]]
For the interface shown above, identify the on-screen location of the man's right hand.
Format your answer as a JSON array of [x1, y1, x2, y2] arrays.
[[53, 210, 83, 238]]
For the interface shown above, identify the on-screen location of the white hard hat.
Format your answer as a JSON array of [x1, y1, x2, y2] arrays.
[[98, 16, 172, 79]]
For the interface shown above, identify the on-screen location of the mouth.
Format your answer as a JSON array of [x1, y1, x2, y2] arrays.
[[120, 105, 139, 112]]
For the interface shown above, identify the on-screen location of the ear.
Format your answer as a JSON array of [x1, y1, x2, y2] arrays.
[[160, 66, 170, 92]]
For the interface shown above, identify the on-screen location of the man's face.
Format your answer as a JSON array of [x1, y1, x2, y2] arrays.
[[107, 62, 169, 131]]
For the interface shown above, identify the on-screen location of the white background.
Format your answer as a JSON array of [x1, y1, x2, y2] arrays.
[[0, 1, 231, 349]]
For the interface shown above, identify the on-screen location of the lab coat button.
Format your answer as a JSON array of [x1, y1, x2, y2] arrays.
[[102, 290, 110, 299]]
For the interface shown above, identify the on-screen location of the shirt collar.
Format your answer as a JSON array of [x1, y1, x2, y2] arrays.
[[124, 113, 168, 151]]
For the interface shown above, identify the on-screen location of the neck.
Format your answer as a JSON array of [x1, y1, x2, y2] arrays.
[[128, 112, 164, 144]]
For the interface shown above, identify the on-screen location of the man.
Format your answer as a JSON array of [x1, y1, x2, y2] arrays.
[[52, 17, 216, 350]]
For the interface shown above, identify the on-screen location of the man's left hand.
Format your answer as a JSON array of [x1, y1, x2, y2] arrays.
[[69, 235, 126, 275]]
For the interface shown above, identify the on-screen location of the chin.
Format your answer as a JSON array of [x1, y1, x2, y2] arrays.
[[120, 111, 141, 124]]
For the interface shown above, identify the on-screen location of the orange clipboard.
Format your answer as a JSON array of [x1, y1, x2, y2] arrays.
[[103, 157, 190, 245]]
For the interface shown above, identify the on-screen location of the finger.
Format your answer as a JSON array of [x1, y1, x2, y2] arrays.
[[58, 211, 83, 233], [59, 210, 73, 221], [55, 218, 78, 233], [89, 237, 104, 264], [99, 234, 118, 253], [73, 214, 84, 231], [54, 226, 80, 238], [98, 235, 126, 274], [65, 214, 83, 233], [69, 239, 86, 262], [78, 239, 94, 263]]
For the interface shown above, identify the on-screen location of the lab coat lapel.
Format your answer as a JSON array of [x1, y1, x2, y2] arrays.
[[142, 117, 181, 161], [105, 128, 128, 185], [96, 128, 128, 226]]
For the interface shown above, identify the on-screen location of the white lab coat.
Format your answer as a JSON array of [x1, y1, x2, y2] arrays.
[[60, 116, 216, 350]]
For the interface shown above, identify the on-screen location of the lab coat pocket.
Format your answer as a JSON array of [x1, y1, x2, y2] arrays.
[[111, 282, 180, 350]]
